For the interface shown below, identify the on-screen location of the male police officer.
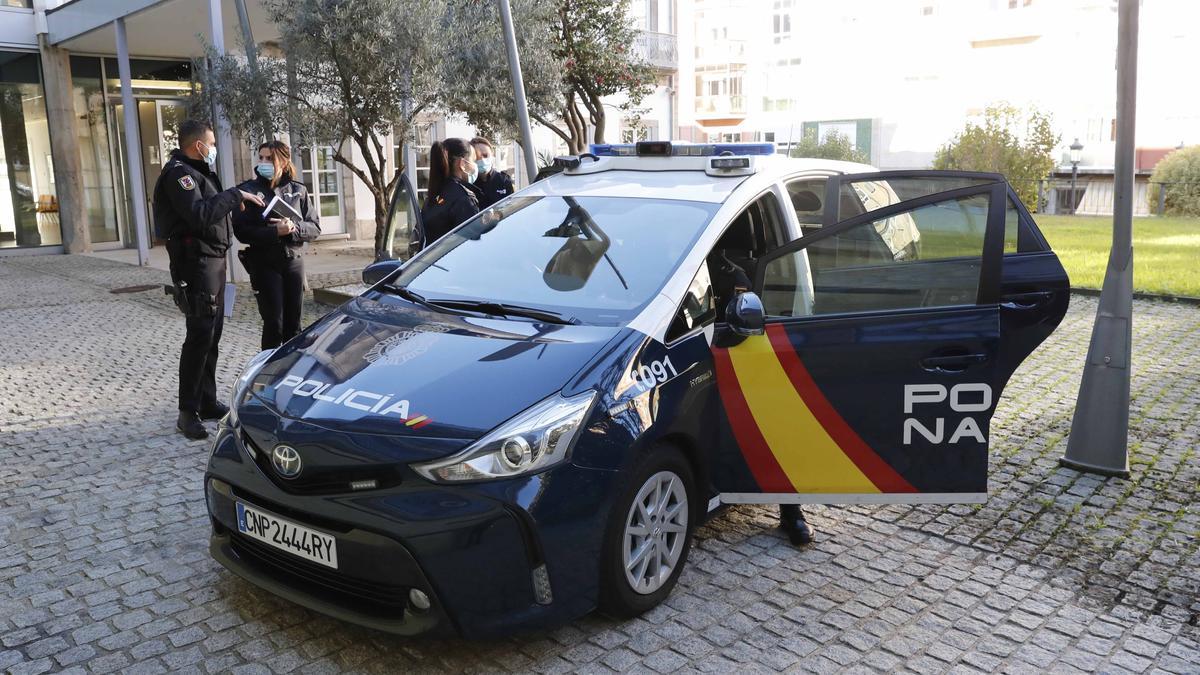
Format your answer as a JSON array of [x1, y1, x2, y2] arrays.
[[470, 137, 515, 208], [155, 119, 263, 440]]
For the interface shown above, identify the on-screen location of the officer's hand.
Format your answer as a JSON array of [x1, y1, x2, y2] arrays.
[[270, 218, 296, 236], [239, 190, 265, 207]]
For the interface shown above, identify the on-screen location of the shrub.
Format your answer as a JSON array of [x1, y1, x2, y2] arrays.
[[1148, 146, 1200, 216]]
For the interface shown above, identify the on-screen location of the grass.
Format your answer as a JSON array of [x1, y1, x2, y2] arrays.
[[1033, 215, 1200, 298]]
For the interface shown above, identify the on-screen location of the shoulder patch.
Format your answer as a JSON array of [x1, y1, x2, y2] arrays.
[[177, 175, 196, 190]]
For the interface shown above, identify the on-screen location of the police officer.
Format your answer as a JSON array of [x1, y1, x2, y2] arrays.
[[417, 137, 482, 249], [233, 140, 321, 350], [154, 119, 263, 440], [470, 137, 514, 209]]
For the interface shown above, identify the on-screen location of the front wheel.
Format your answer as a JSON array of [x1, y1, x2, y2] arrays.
[[599, 447, 695, 618]]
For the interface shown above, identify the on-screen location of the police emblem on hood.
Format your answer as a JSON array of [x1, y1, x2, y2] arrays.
[[364, 323, 451, 366]]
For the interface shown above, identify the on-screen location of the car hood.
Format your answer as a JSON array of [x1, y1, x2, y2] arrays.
[[246, 292, 621, 445]]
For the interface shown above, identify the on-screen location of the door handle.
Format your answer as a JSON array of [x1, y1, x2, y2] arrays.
[[921, 352, 988, 372], [1001, 290, 1053, 310]]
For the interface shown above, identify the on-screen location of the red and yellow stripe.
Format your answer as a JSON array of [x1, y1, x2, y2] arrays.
[[714, 324, 916, 494]]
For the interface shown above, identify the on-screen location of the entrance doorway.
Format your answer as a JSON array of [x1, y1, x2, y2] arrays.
[[109, 98, 186, 248], [297, 145, 345, 235]]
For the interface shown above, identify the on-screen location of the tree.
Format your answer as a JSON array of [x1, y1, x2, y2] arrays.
[[788, 129, 868, 164], [191, 0, 448, 257], [1148, 145, 1200, 216], [933, 103, 1058, 210], [439, 0, 563, 145], [453, 0, 656, 155]]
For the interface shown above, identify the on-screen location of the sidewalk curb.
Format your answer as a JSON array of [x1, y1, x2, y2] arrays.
[[1071, 287, 1200, 306]]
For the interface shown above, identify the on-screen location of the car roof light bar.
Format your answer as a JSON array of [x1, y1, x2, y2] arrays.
[[588, 142, 776, 158]]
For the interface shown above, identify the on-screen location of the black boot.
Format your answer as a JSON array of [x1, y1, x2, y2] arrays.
[[177, 411, 209, 440], [779, 504, 813, 546], [199, 401, 230, 420]]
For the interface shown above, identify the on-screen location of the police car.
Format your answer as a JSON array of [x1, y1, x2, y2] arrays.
[[204, 142, 1069, 638]]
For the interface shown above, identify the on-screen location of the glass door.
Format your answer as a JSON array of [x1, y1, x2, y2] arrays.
[[109, 97, 187, 247], [299, 145, 345, 235]]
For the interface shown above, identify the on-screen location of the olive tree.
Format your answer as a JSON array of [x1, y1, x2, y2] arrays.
[[933, 103, 1058, 210], [192, 0, 448, 256]]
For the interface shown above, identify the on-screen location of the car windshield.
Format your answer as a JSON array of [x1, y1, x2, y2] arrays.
[[392, 196, 719, 326]]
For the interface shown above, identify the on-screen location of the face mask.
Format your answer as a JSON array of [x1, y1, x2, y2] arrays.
[[464, 159, 479, 184], [200, 142, 217, 169], [255, 162, 275, 179], [476, 157, 493, 175]]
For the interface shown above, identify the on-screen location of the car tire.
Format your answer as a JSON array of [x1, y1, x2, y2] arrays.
[[598, 445, 695, 618]]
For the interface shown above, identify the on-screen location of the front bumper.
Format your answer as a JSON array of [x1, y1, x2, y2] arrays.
[[204, 423, 620, 638]]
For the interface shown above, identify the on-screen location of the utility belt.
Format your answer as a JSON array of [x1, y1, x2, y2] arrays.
[[163, 236, 225, 317]]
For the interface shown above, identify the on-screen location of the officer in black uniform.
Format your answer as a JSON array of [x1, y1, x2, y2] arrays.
[[233, 140, 321, 350], [154, 119, 263, 440], [470, 137, 514, 209], [418, 137, 482, 249]]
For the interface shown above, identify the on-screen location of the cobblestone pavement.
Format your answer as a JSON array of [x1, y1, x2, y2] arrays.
[[1, 255, 1197, 675]]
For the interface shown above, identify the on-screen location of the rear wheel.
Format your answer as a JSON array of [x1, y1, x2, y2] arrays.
[[599, 447, 694, 618]]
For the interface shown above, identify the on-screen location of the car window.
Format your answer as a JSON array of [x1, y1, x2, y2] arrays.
[[394, 196, 719, 326], [706, 192, 787, 316], [761, 191, 990, 316], [666, 261, 716, 342], [833, 176, 995, 222], [786, 178, 827, 235]]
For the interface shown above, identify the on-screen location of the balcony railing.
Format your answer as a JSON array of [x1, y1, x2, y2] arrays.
[[694, 95, 746, 116], [634, 31, 678, 71]]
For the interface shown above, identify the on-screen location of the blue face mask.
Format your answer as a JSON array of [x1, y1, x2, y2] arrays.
[[464, 158, 479, 184], [255, 162, 275, 179], [199, 142, 217, 169], [476, 157, 493, 175]]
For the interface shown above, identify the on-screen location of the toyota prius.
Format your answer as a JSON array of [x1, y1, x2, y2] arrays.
[[204, 142, 1069, 638]]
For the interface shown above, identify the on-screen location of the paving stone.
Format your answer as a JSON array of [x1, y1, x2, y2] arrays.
[[0, 255, 1197, 674]]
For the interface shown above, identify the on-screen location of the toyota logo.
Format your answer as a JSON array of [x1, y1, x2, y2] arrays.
[[271, 445, 302, 479]]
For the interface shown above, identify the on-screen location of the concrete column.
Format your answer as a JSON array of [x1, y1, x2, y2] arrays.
[[37, 37, 89, 253], [115, 18, 150, 266], [208, 0, 242, 282]]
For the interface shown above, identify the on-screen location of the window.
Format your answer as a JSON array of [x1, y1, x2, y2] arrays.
[[397, 196, 719, 326], [0, 51, 59, 249], [785, 178, 827, 233], [761, 191, 992, 317], [666, 262, 716, 342], [707, 192, 788, 316]]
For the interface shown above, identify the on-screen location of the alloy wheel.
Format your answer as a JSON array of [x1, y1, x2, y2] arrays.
[[622, 469, 689, 595]]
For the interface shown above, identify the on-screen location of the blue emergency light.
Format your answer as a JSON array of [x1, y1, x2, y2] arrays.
[[589, 142, 776, 157]]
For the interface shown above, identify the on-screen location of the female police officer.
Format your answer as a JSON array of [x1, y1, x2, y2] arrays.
[[233, 140, 321, 350], [417, 137, 482, 250]]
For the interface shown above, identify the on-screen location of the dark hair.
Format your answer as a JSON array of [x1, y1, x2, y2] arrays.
[[427, 138, 472, 202], [257, 140, 296, 188], [470, 136, 493, 151], [179, 119, 214, 148]]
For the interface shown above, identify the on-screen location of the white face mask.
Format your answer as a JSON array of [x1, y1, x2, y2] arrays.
[[255, 162, 275, 179]]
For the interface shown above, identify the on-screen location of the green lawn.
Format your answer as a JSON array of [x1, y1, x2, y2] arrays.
[[1033, 215, 1200, 298]]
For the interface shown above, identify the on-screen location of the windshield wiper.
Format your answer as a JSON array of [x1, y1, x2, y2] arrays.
[[426, 299, 579, 325], [379, 283, 439, 310]]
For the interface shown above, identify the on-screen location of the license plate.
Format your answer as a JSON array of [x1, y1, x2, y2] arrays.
[[236, 501, 338, 569]]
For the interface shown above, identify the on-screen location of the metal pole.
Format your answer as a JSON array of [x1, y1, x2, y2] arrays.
[[115, 18, 150, 267], [1070, 163, 1078, 215], [1062, 0, 1137, 478], [208, 0, 241, 282], [498, 0, 538, 183], [233, 0, 272, 139], [284, 50, 305, 176]]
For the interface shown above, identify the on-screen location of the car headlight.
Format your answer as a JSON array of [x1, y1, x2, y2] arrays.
[[413, 390, 597, 483], [228, 348, 276, 427]]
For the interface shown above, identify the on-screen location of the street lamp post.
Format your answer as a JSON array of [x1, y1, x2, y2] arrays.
[[1069, 138, 1083, 215]]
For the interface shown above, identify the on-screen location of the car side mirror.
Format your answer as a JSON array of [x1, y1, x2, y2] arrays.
[[362, 259, 402, 286], [726, 291, 765, 336]]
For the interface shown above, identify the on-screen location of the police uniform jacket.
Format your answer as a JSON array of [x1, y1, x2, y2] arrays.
[[232, 174, 322, 257], [474, 169, 514, 209], [153, 149, 241, 258], [420, 177, 482, 246]]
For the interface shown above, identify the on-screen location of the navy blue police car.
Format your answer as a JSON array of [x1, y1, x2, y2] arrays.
[[205, 142, 1069, 637]]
